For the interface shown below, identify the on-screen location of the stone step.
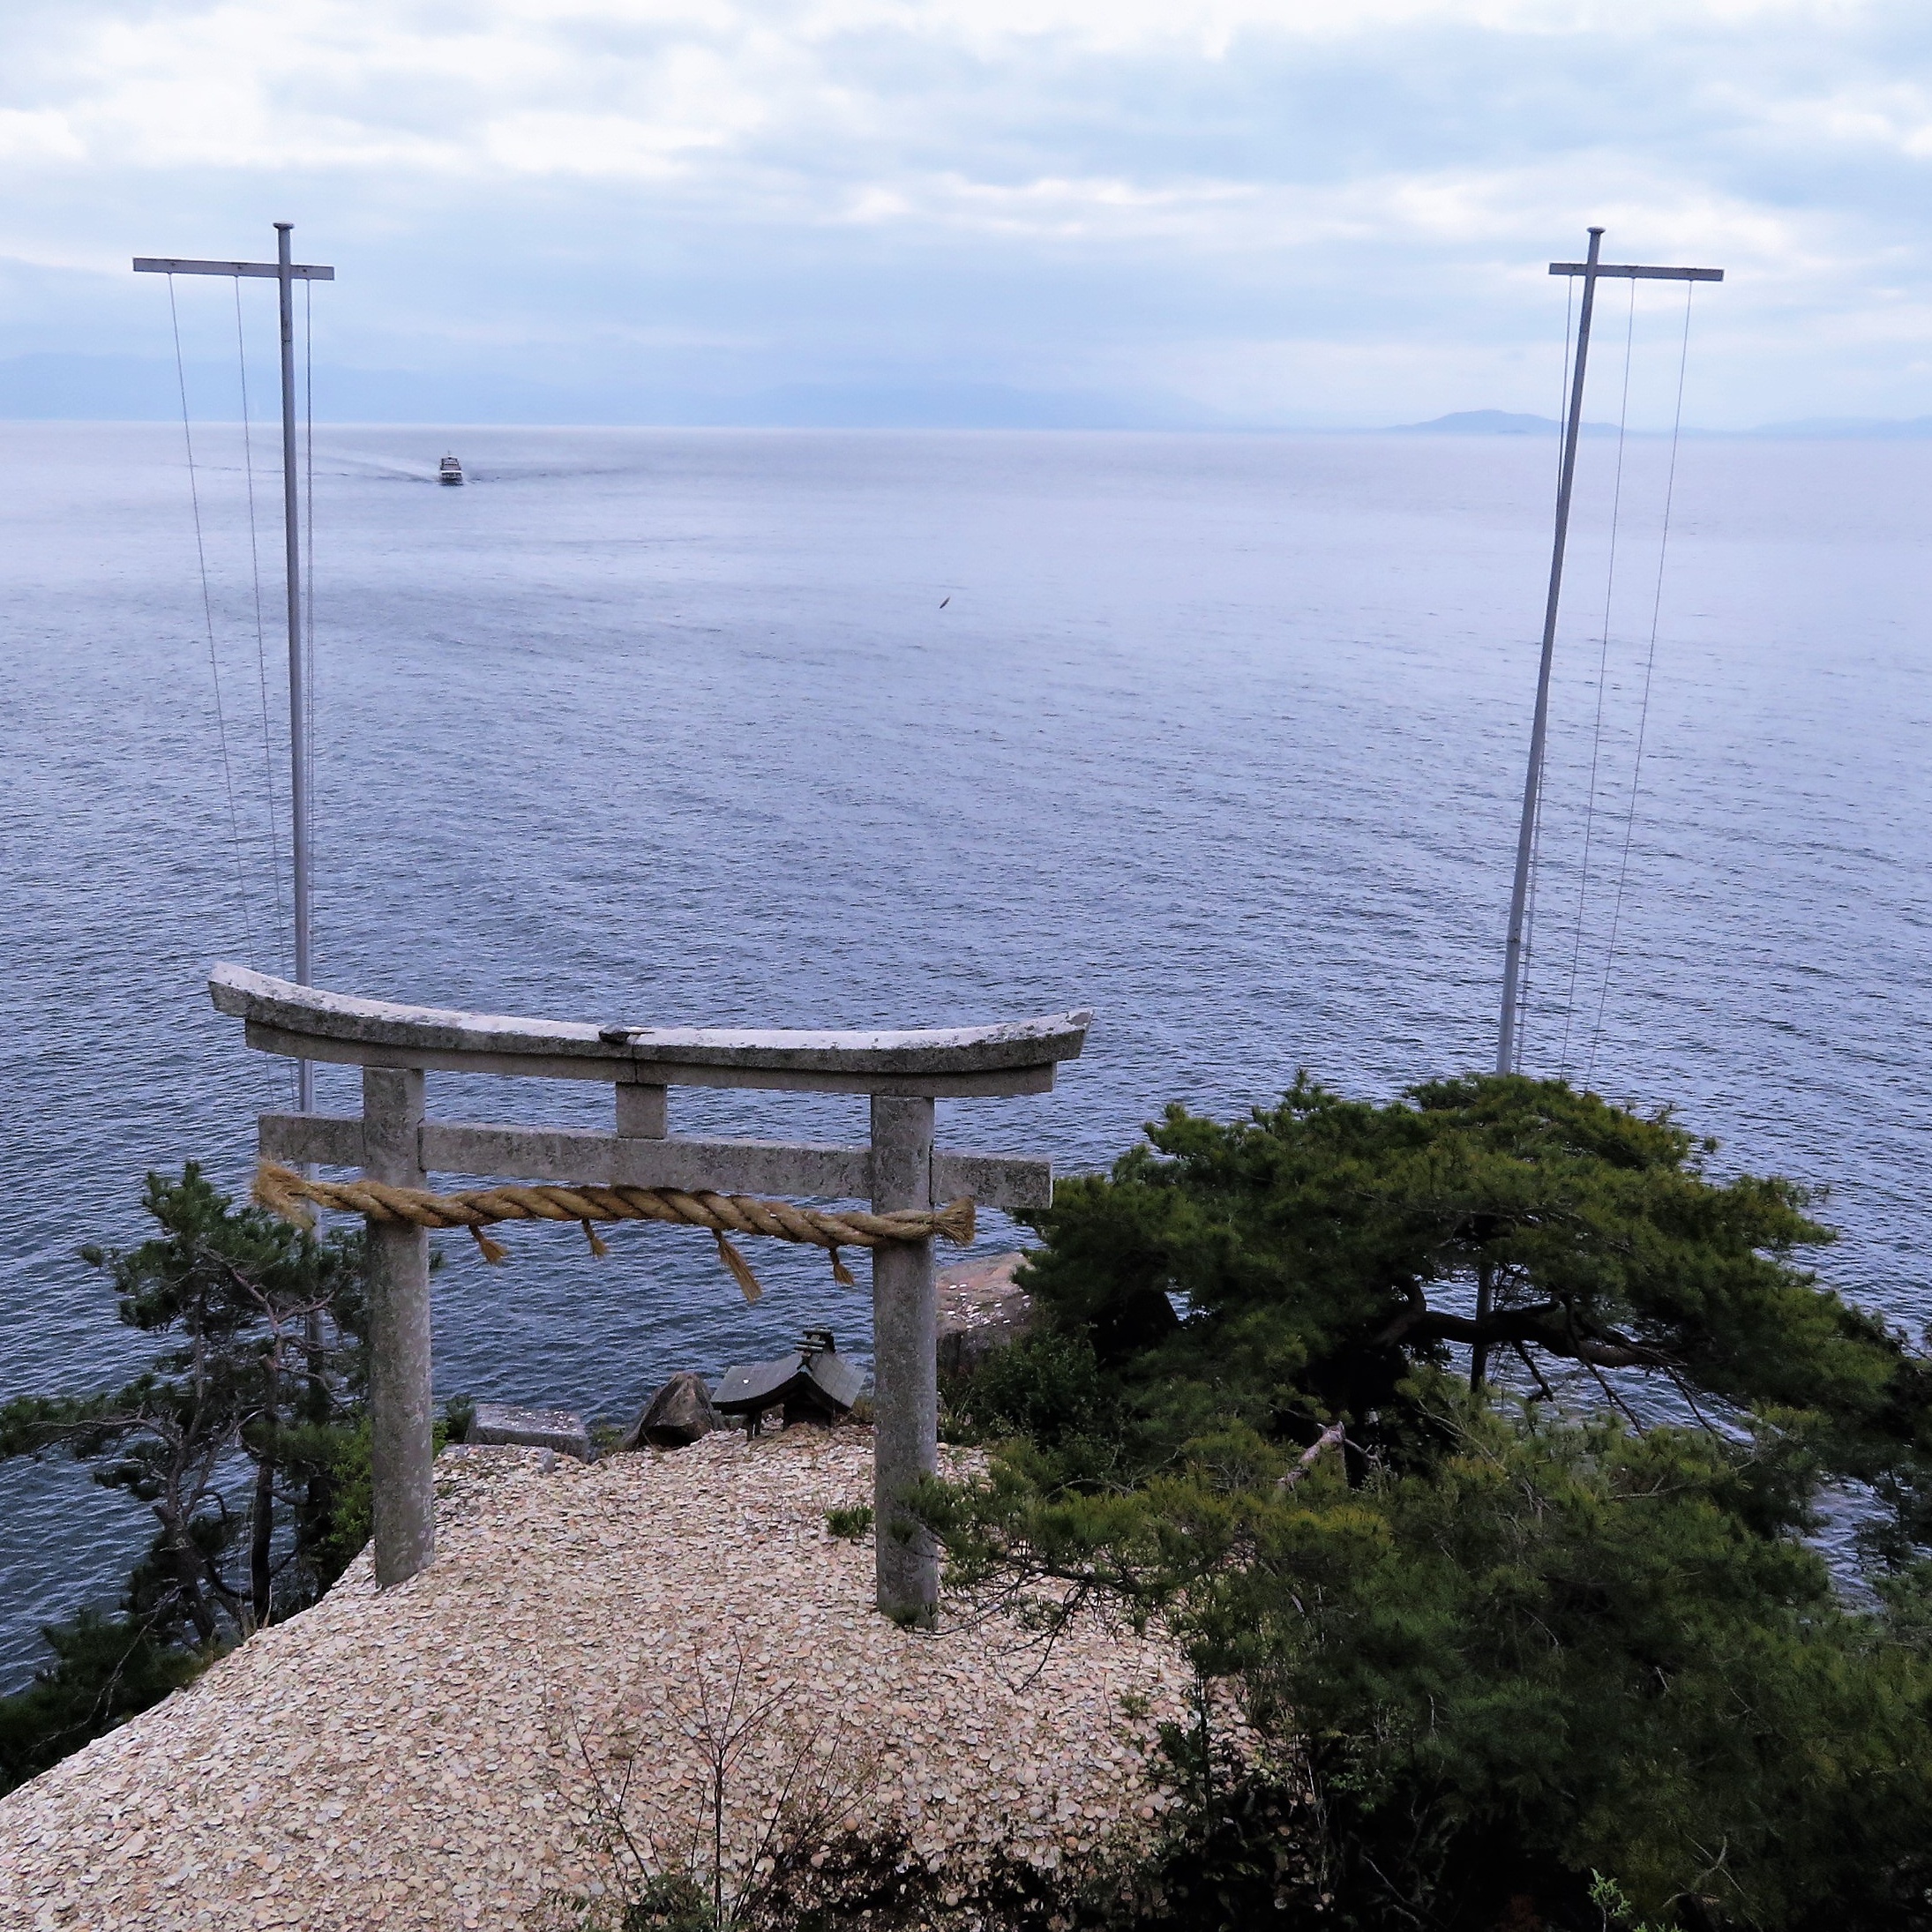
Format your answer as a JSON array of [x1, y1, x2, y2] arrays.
[[468, 1402, 593, 1461]]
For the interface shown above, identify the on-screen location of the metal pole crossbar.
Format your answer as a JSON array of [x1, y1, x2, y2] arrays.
[[136, 229, 334, 1110], [1494, 228, 1723, 1075]]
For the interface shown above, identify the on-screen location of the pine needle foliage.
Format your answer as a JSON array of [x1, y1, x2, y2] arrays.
[[920, 1076, 1932, 1931], [0, 1164, 371, 1791]]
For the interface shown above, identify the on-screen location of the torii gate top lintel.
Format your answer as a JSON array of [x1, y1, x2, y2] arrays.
[[210, 963, 1090, 1097]]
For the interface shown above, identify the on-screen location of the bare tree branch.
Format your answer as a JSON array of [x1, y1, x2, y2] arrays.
[[1277, 1421, 1346, 1492]]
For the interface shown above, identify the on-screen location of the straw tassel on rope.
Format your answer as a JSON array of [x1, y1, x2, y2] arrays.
[[253, 1162, 973, 1305]]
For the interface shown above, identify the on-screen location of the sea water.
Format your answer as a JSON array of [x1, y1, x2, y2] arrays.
[[2, 422, 1928, 1688]]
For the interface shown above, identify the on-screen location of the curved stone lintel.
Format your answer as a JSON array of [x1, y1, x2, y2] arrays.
[[208, 964, 1091, 1085]]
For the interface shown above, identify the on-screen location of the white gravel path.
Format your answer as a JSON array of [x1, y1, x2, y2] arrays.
[[0, 1429, 1192, 1930]]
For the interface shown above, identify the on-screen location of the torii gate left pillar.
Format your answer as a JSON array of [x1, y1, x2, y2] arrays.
[[209, 965, 1090, 1623]]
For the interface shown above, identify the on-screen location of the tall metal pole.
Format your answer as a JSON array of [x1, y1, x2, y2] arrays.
[[134, 233, 335, 1099], [275, 221, 315, 1111], [1496, 225, 1603, 1076]]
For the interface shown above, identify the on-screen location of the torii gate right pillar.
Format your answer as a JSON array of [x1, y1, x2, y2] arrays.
[[871, 1095, 940, 1618]]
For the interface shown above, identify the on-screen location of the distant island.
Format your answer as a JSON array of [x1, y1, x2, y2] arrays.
[[1394, 408, 1569, 435], [1391, 406, 1932, 438]]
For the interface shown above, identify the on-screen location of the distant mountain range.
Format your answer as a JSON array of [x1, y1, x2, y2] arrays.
[[1738, 416, 1932, 438], [0, 352, 1205, 430], [8, 356, 1932, 438]]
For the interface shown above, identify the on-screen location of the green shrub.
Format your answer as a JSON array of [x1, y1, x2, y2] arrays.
[[941, 1328, 1111, 1449], [919, 1076, 1932, 1929], [0, 1611, 205, 1796]]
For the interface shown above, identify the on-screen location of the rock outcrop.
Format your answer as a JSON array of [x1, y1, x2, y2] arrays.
[[936, 1249, 1035, 1376], [619, 1370, 722, 1449]]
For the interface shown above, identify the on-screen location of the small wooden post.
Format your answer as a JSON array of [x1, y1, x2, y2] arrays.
[[363, 1066, 435, 1586], [870, 1093, 939, 1622]]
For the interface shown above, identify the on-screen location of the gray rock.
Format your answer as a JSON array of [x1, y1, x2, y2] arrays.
[[622, 1371, 723, 1450], [936, 1251, 1035, 1376], [469, 1402, 592, 1462]]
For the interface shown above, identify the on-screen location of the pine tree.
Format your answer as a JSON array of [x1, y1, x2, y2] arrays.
[[929, 1075, 1932, 1930], [0, 1164, 369, 1790]]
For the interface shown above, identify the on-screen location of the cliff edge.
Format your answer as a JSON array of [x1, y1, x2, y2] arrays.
[[0, 1429, 1190, 1930]]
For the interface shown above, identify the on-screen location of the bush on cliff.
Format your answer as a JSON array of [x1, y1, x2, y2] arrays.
[[0, 1164, 372, 1793], [921, 1075, 1932, 1931], [0, 1610, 202, 1795]]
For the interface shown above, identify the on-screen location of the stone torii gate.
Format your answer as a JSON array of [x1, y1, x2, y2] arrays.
[[208, 964, 1090, 1621]]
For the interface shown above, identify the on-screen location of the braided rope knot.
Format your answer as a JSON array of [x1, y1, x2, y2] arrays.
[[253, 1161, 974, 1305]]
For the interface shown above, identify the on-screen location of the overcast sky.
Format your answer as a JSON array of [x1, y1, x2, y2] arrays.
[[4, 0, 1932, 426]]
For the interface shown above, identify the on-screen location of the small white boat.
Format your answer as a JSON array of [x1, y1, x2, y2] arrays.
[[438, 453, 463, 487]]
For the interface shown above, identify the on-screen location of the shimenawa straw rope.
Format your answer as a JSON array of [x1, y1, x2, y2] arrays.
[[253, 1161, 974, 1305]]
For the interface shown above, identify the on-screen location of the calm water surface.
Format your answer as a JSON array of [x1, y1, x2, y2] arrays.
[[1, 423, 1927, 1686]]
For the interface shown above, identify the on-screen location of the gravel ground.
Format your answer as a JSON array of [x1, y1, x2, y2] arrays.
[[0, 1429, 1194, 1930]]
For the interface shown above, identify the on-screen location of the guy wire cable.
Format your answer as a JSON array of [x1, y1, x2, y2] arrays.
[[1585, 280, 1696, 1084], [234, 275, 289, 975], [168, 273, 258, 969], [1557, 276, 1637, 1076]]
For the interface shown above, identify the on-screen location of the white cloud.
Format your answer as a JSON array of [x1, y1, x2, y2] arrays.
[[1, 0, 1930, 423], [0, 109, 84, 161], [1736, 76, 1932, 154], [0, 0, 1898, 183]]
